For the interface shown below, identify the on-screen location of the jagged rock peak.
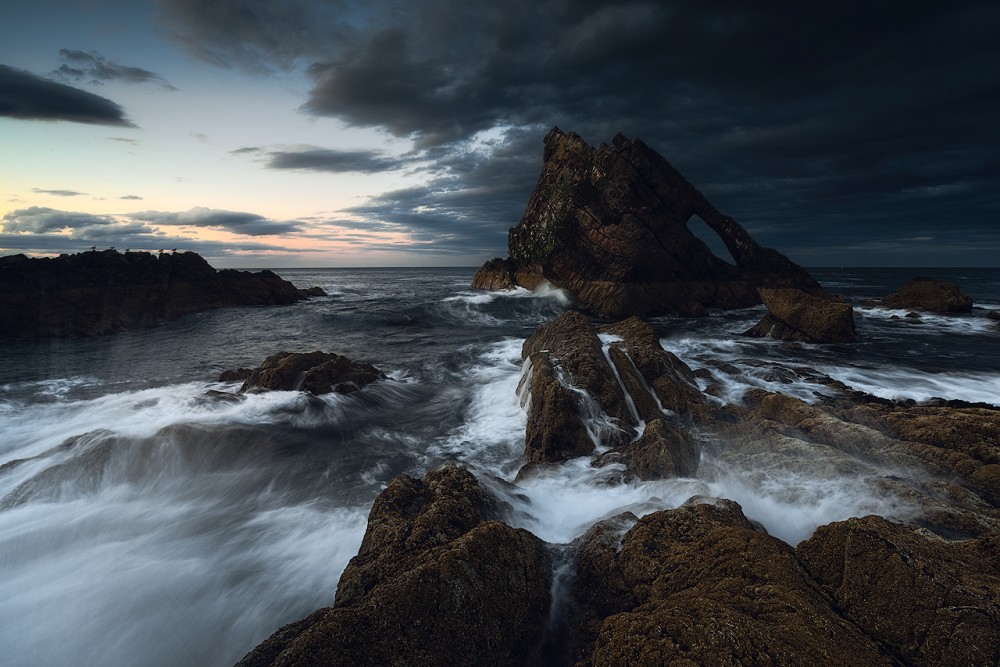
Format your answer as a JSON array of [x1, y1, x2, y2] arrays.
[[473, 128, 820, 319]]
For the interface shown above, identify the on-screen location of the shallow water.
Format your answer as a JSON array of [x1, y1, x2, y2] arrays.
[[1, 266, 998, 666]]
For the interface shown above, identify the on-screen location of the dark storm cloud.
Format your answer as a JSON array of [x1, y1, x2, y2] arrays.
[[2, 207, 116, 234], [32, 188, 87, 197], [159, 1, 1000, 264], [266, 148, 410, 174], [0, 65, 136, 126], [53, 50, 176, 90], [0, 207, 308, 260], [133, 207, 302, 236], [0, 231, 294, 258]]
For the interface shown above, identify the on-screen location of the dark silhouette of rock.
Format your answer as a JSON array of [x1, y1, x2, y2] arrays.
[[472, 128, 818, 318], [236, 351, 385, 395], [986, 310, 1000, 322], [0, 250, 325, 339], [745, 287, 856, 343], [235, 464, 552, 667], [882, 276, 973, 313], [575, 500, 895, 666], [798, 515, 1000, 667]]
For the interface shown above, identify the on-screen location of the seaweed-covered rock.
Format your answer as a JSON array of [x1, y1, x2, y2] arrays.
[[472, 128, 818, 318], [881, 276, 973, 313], [235, 464, 552, 667], [237, 351, 385, 394], [0, 250, 324, 339]]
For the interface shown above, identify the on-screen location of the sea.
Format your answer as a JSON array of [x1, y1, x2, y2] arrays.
[[1, 266, 998, 667]]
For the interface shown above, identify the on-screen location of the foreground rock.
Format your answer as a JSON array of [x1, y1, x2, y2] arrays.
[[228, 351, 386, 394], [574, 500, 895, 666], [236, 464, 552, 667], [472, 128, 819, 318], [881, 276, 973, 313], [0, 250, 325, 339], [798, 515, 1000, 666], [745, 287, 856, 343]]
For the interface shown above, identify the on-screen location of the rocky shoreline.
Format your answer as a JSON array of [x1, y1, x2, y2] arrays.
[[233, 130, 997, 665], [0, 250, 325, 339], [236, 304, 999, 665]]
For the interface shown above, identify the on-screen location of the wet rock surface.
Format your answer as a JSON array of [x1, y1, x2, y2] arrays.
[[518, 311, 706, 471], [745, 287, 856, 343], [234, 351, 386, 395], [0, 250, 325, 339], [881, 276, 974, 313], [235, 464, 553, 667], [472, 128, 818, 318]]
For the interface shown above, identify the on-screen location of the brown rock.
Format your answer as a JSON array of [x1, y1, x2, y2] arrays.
[[518, 312, 712, 471], [797, 515, 1000, 667], [581, 500, 894, 666], [520, 311, 636, 462], [471, 257, 518, 290], [606, 419, 700, 481], [745, 287, 856, 343], [239, 351, 386, 395], [882, 276, 973, 313], [472, 128, 819, 319], [235, 464, 552, 667], [218, 368, 254, 382]]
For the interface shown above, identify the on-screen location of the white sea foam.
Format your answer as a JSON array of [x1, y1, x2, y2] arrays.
[[818, 365, 1000, 405], [496, 451, 902, 547], [855, 306, 995, 334], [424, 338, 528, 476], [0, 488, 366, 667]]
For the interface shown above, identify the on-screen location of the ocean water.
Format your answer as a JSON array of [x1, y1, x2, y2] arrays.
[[1, 266, 998, 667]]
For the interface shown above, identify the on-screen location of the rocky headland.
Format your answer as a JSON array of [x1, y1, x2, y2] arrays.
[[0, 249, 325, 339]]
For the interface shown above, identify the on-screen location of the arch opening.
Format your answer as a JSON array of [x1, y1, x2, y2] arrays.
[[687, 215, 736, 265]]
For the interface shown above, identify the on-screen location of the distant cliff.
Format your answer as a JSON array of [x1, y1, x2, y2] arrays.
[[0, 250, 324, 338], [473, 128, 819, 318]]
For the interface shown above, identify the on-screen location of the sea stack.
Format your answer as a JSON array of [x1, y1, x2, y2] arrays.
[[472, 128, 819, 319]]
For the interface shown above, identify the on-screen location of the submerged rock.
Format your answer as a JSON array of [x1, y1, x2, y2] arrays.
[[472, 128, 818, 318], [881, 276, 973, 313], [0, 250, 325, 339], [236, 464, 552, 667], [745, 287, 856, 343], [236, 351, 385, 395]]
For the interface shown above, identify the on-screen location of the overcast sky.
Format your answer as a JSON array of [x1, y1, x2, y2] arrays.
[[2, 1, 998, 267]]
